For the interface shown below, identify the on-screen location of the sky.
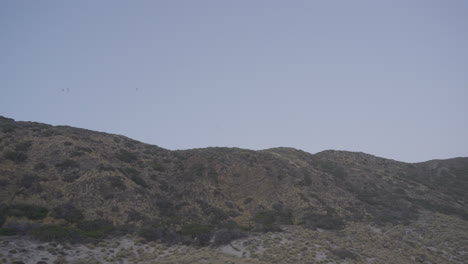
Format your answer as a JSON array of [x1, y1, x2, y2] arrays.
[[1, 0, 467, 163]]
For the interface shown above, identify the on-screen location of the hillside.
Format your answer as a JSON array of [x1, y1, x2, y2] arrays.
[[0, 115, 467, 263]]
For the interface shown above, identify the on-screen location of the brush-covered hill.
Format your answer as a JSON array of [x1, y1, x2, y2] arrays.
[[0, 115, 467, 245]]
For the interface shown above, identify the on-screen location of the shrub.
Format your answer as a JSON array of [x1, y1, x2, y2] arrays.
[[331, 249, 357, 259], [55, 159, 80, 170], [31, 225, 81, 242], [34, 162, 47, 170], [302, 212, 344, 230], [314, 159, 347, 179], [155, 200, 175, 217], [5, 204, 48, 220], [77, 219, 114, 239], [179, 223, 212, 237], [97, 164, 115, 172], [62, 172, 81, 182], [0, 211, 6, 226], [130, 175, 148, 188], [213, 228, 247, 246], [18, 174, 40, 189], [151, 160, 166, 172], [52, 204, 84, 223], [118, 167, 140, 177], [4, 150, 28, 163], [107, 176, 126, 190], [243, 197, 253, 205], [2, 221, 35, 235], [138, 224, 182, 244], [1, 122, 16, 133], [15, 141, 32, 152], [116, 149, 138, 163], [0, 227, 17, 236]]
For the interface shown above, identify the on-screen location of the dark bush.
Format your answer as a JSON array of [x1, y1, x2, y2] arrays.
[[177, 223, 213, 245], [2, 221, 36, 235], [331, 249, 357, 259], [130, 175, 148, 188], [76, 146, 92, 153], [70, 151, 85, 157], [31, 225, 81, 242], [107, 176, 126, 190], [116, 149, 138, 163], [138, 224, 182, 244], [18, 174, 40, 189], [34, 162, 47, 170], [302, 211, 344, 230], [0, 210, 6, 226], [179, 223, 212, 237], [213, 228, 247, 246], [155, 200, 175, 217], [314, 159, 348, 179], [118, 167, 140, 177], [15, 141, 32, 152], [55, 159, 80, 170], [52, 204, 84, 223], [62, 172, 80, 182], [4, 150, 28, 163], [77, 219, 114, 239], [243, 197, 253, 205], [0, 227, 17, 236], [97, 164, 115, 172], [151, 160, 166, 172], [5, 204, 48, 220], [1, 123, 16, 133]]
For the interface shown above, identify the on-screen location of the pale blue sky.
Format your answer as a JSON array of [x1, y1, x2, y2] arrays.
[[1, 0, 467, 162]]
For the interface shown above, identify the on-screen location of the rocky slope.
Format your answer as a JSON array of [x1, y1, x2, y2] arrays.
[[0, 115, 467, 262]]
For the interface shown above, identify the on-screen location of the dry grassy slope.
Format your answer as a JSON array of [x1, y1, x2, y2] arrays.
[[0, 116, 467, 231]]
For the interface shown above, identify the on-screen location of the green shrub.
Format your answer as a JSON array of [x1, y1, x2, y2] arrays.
[[34, 162, 47, 170], [118, 167, 140, 177], [1, 122, 16, 133], [97, 163, 115, 172], [15, 141, 32, 152], [213, 228, 247, 246], [302, 212, 344, 230], [52, 204, 84, 223], [4, 150, 28, 163], [151, 160, 165, 172], [55, 159, 80, 170], [62, 172, 81, 182], [0, 227, 17, 236], [138, 224, 182, 244], [107, 176, 126, 190], [314, 159, 347, 179], [331, 249, 357, 259], [18, 174, 40, 189], [31, 225, 81, 242], [77, 219, 114, 239], [130, 175, 148, 188], [5, 204, 48, 220], [243, 197, 253, 205], [116, 149, 138, 163], [178, 223, 212, 237]]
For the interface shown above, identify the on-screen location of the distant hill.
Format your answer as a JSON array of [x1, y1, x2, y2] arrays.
[[0, 115, 467, 244]]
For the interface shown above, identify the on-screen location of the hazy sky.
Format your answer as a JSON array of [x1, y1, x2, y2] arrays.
[[1, 1, 467, 162]]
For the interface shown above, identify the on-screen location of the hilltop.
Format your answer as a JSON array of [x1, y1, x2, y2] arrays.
[[0, 116, 467, 263]]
